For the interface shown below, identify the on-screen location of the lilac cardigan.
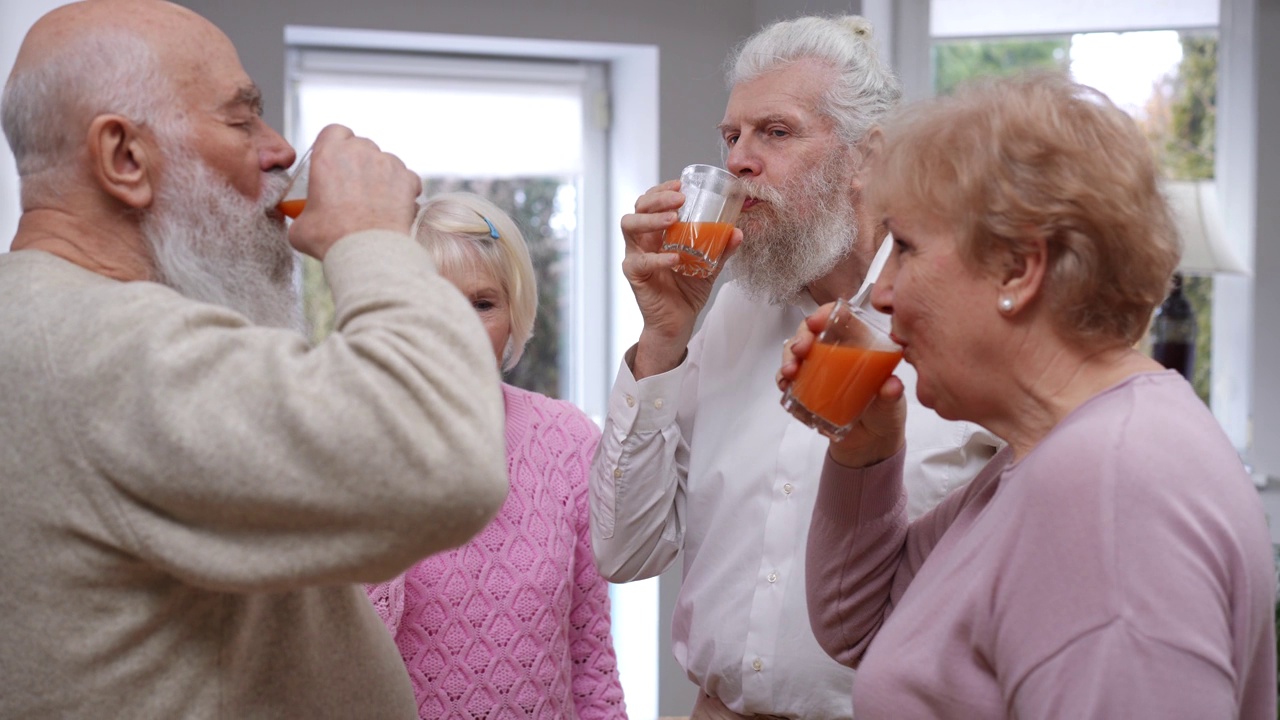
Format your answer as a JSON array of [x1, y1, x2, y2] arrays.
[[368, 383, 627, 719], [806, 372, 1275, 719]]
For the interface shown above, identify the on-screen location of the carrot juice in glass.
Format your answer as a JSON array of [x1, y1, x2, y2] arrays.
[[781, 290, 902, 440], [662, 164, 746, 278], [275, 146, 312, 219]]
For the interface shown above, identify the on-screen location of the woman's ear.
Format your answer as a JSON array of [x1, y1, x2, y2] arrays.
[[87, 114, 154, 210], [998, 235, 1048, 315]]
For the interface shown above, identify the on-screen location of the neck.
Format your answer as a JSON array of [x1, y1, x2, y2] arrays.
[[11, 208, 154, 282], [984, 334, 1165, 460]]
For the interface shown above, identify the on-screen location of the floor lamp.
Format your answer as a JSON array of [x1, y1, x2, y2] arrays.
[[1150, 179, 1249, 381]]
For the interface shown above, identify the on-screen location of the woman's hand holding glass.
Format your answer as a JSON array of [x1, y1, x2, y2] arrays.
[[778, 301, 907, 468]]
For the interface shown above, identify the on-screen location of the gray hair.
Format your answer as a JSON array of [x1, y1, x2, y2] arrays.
[[726, 15, 903, 144], [1, 27, 182, 200]]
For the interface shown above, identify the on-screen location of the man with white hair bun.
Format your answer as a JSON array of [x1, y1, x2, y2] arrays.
[[589, 15, 1001, 719]]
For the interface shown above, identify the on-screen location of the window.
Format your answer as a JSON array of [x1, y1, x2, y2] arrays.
[[283, 28, 661, 719], [931, 22, 1220, 403], [286, 47, 607, 403]]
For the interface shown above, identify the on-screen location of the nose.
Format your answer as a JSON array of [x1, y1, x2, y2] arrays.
[[260, 124, 296, 173], [726, 137, 760, 178], [870, 252, 897, 315]]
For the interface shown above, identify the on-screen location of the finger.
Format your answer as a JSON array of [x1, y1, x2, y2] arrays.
[[642, 178, 681, 196], [621, 211, 678, 242], [315, 124, 355, 146], [720, 227, 745, 259], [875, 374, 906, 403], [704, 227, 745, 278], [634, 189, 687, 215], [805, 303, 837, 334], [788, 323, 817, 360]]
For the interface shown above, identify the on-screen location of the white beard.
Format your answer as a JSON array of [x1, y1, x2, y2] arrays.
[[141, 150, 300, 330], [729, 150, 859, 306]]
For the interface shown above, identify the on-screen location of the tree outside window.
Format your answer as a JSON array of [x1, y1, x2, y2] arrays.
[[933, 31, 1217, 403]]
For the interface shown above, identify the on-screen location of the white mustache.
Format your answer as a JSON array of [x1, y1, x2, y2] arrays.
[[736, 178, 785, 206]]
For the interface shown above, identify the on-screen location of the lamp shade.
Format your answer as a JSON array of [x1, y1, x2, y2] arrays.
[[1161, 179, 1249, 275]]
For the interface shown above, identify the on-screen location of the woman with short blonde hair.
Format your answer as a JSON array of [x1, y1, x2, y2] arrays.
[[410, 192, 538, 371], [368, 192, 628, 719]]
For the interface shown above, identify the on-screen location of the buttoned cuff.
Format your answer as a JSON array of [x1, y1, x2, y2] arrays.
[[607, 344, 685, 434]]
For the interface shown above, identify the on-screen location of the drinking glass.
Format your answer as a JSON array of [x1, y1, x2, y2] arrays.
[[781, 285, 903, 440], [661, 164, 746, 277], [276, 146, 312, 219]]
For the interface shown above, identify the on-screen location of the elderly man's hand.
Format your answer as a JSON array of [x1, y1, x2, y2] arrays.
[[287, 124, 422, 259], [778, 303, 906, 469], [621, 180, 743, 379]]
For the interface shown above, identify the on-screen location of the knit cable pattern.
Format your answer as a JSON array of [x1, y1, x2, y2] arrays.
[[368, 384, 626, 719]]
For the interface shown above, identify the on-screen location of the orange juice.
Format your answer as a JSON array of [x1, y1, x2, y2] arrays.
[[278, 198, 306, 219], [789, 342, 903, 428], [663, 221, 735, 275]]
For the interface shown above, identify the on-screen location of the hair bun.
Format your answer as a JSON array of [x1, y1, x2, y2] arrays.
[[841, 16, 874, 38]]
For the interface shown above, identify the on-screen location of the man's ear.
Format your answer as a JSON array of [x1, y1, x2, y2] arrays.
[[998, 234, 1049, 314], [851, 126, 884, 194], [87, 114, 154, 210]]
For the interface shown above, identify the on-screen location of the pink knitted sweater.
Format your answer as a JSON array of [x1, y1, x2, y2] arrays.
[[367, 383, 627, 719]]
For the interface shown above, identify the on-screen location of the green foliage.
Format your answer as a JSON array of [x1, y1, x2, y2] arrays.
[[933, 38, 1070, 96], [423, 176, 568, 399], [1157, 34, 1218, 405], [1163, 36, 1217, 180], [300, 175, 571, 400], [932, 32, 1218, 405]]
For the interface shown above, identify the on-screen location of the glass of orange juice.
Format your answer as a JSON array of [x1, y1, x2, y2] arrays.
[[781, 287, 902, 440], [661, 164, 746, 277], [276, 146, 312, 220]]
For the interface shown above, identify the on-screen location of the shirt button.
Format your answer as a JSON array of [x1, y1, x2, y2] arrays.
[[752, 658, 763, 672], [767, 572, 777, 583], [625, 395, 635, 407], [653, 398, 664, 409], [613, 468, 623, 479], [783, 483, 793, 494]]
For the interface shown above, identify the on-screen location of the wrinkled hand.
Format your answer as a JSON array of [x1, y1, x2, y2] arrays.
[[288, 124, 422, 260], [622, 180, 743, 378], [777, 303, 907, 468]]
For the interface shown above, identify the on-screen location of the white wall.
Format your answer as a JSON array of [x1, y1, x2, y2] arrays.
[[1220, 0, 1280, 532], [0, 0, 74, 251]]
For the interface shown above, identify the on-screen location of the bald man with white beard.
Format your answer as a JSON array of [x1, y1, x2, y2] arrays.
[[0, 1, 508, 717]]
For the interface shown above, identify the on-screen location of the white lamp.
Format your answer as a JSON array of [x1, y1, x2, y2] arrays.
[[1161, 179, 1248, 276], [1149, 179, 1247, 382]]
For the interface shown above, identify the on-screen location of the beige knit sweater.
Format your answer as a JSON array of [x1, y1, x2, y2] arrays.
[[0, 230, 508, 718]]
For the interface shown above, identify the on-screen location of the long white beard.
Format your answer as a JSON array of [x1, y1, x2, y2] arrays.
[[729, 151, 859, 306], [141, 152, 299, 330]]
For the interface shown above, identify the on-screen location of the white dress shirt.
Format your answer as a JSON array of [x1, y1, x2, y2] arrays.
[[590, 274, 1000, 719]]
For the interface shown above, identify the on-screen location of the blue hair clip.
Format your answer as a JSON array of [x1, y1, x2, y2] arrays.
[[482, 216, 500, 240]]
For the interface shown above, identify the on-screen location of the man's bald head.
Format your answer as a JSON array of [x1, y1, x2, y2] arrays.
[[1, 0, 233, 202]]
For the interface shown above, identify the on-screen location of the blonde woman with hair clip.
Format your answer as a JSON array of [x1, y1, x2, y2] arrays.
[[366, 192, 627, 719]]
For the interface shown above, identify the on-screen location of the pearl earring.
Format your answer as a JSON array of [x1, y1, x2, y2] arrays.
[[999, 296, 1015, 313]]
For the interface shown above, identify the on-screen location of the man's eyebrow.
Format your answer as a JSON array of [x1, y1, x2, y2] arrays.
[[225, 84, 264, 116], [717, 113, 798, 135]]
